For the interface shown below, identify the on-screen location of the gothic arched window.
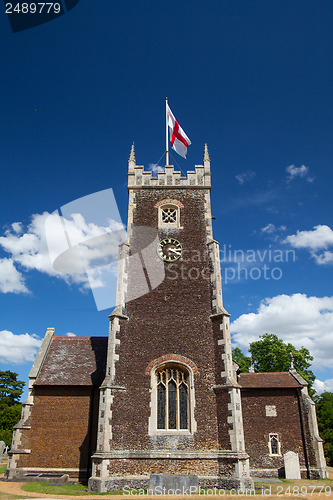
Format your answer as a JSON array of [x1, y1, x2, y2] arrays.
[[269, 433, 281, 456], [156, 366, 189, 430]]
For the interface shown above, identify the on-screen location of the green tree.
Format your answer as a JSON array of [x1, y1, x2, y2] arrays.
[[0, 429, 13, 447], [314, 392, 333, 466], [0, 405, 22, 429], [232, 347, 251, 373], [232, 333, 315, 394], [0, 370, 25, 407], [0, 371, 25, 447]]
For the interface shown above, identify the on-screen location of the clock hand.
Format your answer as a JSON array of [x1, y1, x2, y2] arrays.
[[169, 248, 181, 255]]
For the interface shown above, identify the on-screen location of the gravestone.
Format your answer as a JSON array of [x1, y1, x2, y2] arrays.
[[149, 474, 198, 495], [0, 441, 6, 462], [284, 451, 301, 479]]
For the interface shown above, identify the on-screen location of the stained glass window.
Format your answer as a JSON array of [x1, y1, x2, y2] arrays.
[[269, 434, 280, 455], [156, 366, 189, 431]]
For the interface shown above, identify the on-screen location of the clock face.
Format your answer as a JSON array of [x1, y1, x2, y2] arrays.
[[157, 238, 182, 262]]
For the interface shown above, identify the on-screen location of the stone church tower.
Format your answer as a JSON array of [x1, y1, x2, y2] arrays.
[[88, 146, 253, 492]]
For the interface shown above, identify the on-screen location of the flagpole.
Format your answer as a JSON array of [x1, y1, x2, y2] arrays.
[[165, 97, 169, 166]]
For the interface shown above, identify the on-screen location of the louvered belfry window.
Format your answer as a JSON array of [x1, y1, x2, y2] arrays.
[[156, 366, 189, 430], [161, 207, 177, 224]]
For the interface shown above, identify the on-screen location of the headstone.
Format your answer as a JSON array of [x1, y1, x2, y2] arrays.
[[0, 441, 6, 461], [149, 474, 198, 495], [284, 451, 301, 479]]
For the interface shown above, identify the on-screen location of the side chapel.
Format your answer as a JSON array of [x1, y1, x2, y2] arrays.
[[6, 147, 328, 491]]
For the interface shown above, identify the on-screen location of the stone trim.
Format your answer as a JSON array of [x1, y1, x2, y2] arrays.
[[204, 192, 213, 240], [289, 368, 308, 386], [29, 327, 54, 379], [91, 450, 250, 459], [96, 387, 114, 453], [145, 354, 199, 375], [228, 388, 246, 453], [14, 467, 82, 472], [115, 242, 129, 310], [128, 164, 211, 189], [156, 202, 182, 229], [154, 198, 184, 209], [268, 433, 281, 456], [130, 185, 210, 190], [301, 389, 328, 478], [105, 316, 121, 381], [8, 449, 31, 454], [208, 239, 224, 314]]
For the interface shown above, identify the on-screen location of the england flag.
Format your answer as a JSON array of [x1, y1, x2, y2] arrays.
[[167, 105, 191, 158]]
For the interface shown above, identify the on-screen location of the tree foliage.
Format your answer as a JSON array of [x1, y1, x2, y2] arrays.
[[0, 371, 25, 446], [314, 392, 333, 466], [232, 333, 315, 394], [0, 370, 25, 407], [232, 347, 251, 373]]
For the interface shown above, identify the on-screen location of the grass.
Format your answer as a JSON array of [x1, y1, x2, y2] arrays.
[[0, 495, 27, 500], [251, 477, 333, 498], [22, 481, 122, 495], [20, 478, 333, 497], [10, 469, 333, 498]]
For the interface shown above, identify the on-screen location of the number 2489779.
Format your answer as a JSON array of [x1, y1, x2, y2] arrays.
[[6, 3, 61, 14]]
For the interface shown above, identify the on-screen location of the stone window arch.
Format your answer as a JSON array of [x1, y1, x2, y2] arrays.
[[268, 433, 281, 456], [154, 199, 184, 229], [147, 357, 197, 436]]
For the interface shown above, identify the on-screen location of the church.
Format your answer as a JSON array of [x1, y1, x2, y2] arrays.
[[6, 146, 328, 491]]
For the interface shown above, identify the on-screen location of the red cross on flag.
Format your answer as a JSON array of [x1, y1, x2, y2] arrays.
[[167, 104, 191, 158]]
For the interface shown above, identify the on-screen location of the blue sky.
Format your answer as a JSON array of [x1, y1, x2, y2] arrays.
[[1, 0, 333, 399]]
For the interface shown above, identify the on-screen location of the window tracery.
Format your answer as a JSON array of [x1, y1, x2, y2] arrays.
[[269, 433, 281, 455], [156, 366, 189, 430]]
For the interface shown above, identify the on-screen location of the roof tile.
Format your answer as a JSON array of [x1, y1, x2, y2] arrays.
[[35, 336, 107, 386], [239, 371, 301, 388]]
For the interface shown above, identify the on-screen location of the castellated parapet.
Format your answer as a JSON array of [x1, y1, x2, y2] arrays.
[[128, 164, 211, 189], [127, 144, 211, 189]]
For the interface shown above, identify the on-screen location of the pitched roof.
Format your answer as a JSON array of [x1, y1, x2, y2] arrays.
[[238, 371, 302, 389], [35, 336, 107, 386]]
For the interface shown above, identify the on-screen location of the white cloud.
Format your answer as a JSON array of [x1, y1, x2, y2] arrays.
[[286, 164, 314, 183], [11, 222, 23, 234], [284, 225, 333, 265], [314, 251, 333, 265], [285, 225, 333, 251], [0, 212, 58, 276], [66, 332, 77, 337], [235, 170, 256, 185], [148, 163, 164, 174], [260, 224, 287, 242], [0, 330, 42, 364], [231, 293, 333, 370], [261, 223, 277, 234], [313, 378, 333, 394], [0, 211, 126, 293], [0, 258, 28, 294]]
